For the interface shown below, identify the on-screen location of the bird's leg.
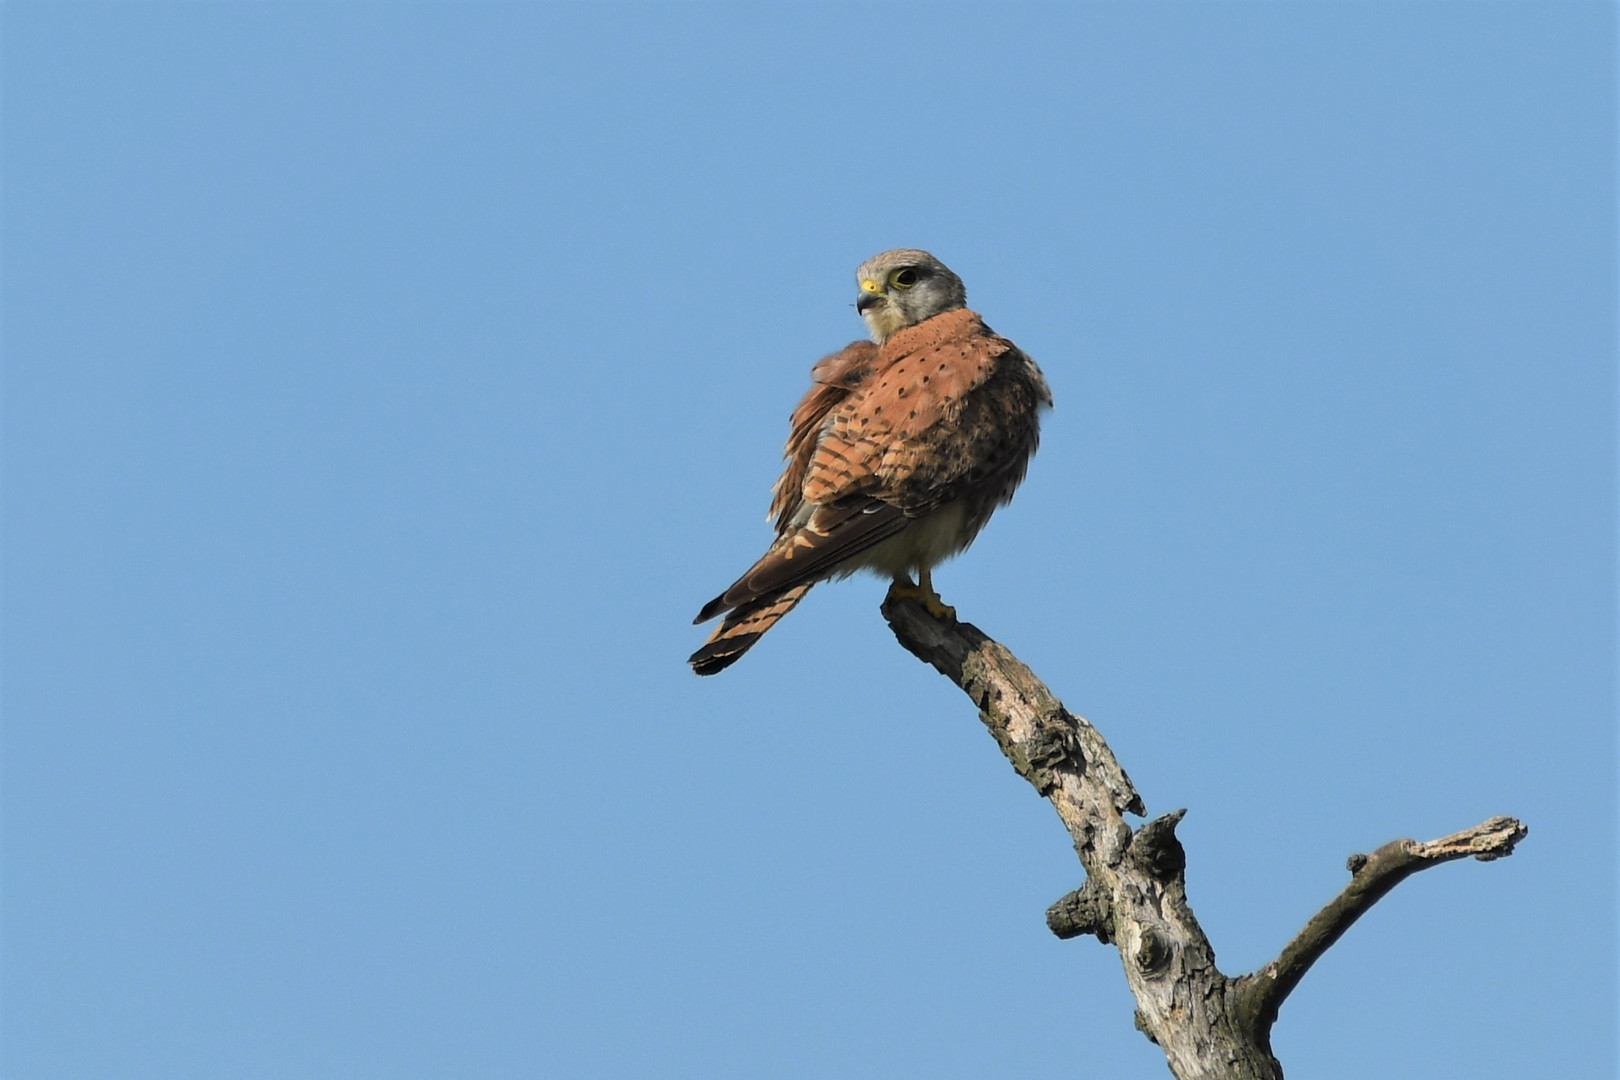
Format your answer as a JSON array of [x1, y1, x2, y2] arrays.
[[916, 568, 957, 621], [885, 568, 957, 622]]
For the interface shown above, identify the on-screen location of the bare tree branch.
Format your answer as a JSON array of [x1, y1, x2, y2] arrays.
[[880, 595, 1525, 1080], [1233, 815, 1528, 1034]]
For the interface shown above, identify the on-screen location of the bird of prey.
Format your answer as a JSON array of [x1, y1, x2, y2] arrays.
[[689, 248, 1051, 675]]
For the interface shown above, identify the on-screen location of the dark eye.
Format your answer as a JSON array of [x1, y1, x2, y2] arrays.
[[891, 267, 920, 289]]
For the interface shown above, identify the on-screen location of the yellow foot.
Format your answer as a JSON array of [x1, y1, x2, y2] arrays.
[[885, 578, 957, 622]]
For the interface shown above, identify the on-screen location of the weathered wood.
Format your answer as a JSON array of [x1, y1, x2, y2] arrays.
[[1232, 816, 1528, 1036], [880, 594, 1525, 1079]]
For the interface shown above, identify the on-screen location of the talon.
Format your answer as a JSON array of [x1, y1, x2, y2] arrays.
[[885, 573, 957, 622]]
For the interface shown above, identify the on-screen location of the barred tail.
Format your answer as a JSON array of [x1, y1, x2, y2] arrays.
[[688, 584, 812, 675]]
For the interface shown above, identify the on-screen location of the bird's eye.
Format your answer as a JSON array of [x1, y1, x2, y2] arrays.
[[891, 268, 920, 289]]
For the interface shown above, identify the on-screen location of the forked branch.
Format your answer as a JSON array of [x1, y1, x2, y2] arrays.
[[880, 595, 1525, 1080]]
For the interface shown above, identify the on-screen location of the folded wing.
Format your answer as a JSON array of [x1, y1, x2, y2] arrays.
[[695, 310, 1022, 626]]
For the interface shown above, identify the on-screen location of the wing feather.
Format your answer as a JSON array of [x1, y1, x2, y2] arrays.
[[768, 340, 879, 532]]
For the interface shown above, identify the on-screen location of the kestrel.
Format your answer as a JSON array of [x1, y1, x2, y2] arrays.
[[690, 249, 1051, 675]]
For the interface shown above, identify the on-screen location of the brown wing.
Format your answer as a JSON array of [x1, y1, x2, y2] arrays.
[[801, 308, 1013, 516], [695, 340, 893, 625], [695, 310, 1033, 625], [768, 340, 879, 533]]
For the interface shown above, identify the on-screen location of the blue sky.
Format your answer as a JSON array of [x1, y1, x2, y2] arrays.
[[4, 3, 1614, 1078]]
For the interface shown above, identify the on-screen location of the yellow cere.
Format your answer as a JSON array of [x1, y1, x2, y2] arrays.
[[860, 278, 883, 295]]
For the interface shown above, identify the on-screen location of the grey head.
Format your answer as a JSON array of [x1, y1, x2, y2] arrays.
[[854, 249, 968, 342]]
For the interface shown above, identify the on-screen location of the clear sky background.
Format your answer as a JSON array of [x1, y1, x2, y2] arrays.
[[4, 4, 1614, 1078]]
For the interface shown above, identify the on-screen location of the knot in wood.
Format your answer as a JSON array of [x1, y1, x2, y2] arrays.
[[1133, 927, 1171, 977]]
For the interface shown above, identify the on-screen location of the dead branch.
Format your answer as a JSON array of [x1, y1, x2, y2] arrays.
[[880, 595, 1525, 1080]]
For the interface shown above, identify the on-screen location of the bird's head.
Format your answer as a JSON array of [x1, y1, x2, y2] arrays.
[[854, 249, 967, 342]]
